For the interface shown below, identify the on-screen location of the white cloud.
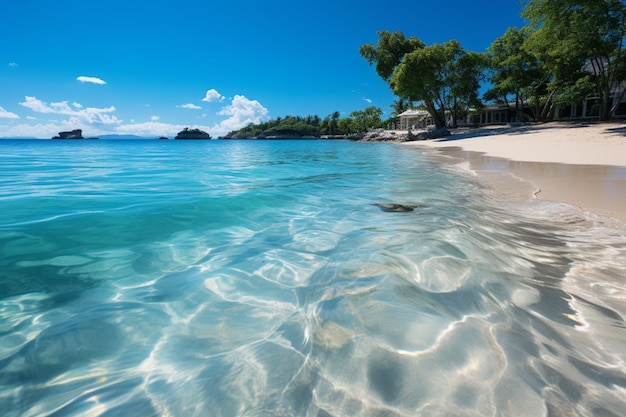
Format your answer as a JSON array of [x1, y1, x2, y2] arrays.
[[8, 62, 18, 67], [1, 121, 82, 138], [363, 98, 372, 103], [1, 119, 182, 139], [20, 96, 69, 114], [202, 88, 225, 103], [77, 76, 106, 85], [20, 96, 121, 125], [212, 95, 269, 136], [6, 94, 267, 139], [178, 103, 202, 109], [0, 106, 19, 119], [119, 121, 177, 136]]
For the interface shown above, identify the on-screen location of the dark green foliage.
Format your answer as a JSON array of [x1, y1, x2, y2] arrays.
[[359, 31, 425, 81], [231, 2, 626, 136], [389, 98, 412, 117], [522, 0, 626, 120], [485, 27, 548, 121], [349, 107, 384, 133], [225, 108, 384, 138], [361, 33, 484, 128], [178, 128, 208, 135], [359, 2, 626, 124], [225, 115, 322, 138]]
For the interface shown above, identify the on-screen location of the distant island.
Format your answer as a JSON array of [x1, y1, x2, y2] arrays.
[[175, 128, 211, 140], [53, 129, 82, 139], [52, 129, 98, 140]]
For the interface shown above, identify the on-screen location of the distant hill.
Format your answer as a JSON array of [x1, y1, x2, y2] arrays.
[[0, 135, 159, 140], [0, 136, 39, 139], [1, 134, 166, 140]]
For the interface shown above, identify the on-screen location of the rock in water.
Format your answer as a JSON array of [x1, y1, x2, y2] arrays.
[[373, 203, 420, 212], [52, 129, 84, 139]]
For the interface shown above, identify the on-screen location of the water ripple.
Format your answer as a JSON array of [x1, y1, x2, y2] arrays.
[[1, 140, 625, 416]]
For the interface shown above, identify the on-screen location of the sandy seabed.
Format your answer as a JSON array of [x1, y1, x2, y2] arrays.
[[404, 122, 626, 225]]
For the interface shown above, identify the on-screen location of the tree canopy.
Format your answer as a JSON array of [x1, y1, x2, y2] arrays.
[[358, 2, 626, 125], [234, 2, 626, 139], [361, 33, 484, 128], [359, 31, 425, 81], [224, 108, 384, 138], [522, 0, 626, 120], [485, 27, 546, 121]]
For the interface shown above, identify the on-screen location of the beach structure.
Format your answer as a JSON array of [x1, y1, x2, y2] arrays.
[[479, 89, 626, 124], [397, 109, 433, 129], [399, 80, 626, 129], [398, 108, 473, 129], [554, 81, 626, 120], [478, 102, 535, 125]]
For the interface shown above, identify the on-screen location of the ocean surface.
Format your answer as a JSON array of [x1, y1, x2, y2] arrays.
[[1, 139, 625, 417]]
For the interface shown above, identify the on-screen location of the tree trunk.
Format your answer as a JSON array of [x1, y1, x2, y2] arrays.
[[425, 101, 446, 129], [452, 99, 458, 128], [599, 87, 612, 121], [610, 83, 626, 115]]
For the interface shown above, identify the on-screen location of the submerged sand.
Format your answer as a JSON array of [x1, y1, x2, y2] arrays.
[[404, 122, 626, 224]]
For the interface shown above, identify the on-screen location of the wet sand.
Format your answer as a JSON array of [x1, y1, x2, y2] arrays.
[[405, 122, 626, 224]]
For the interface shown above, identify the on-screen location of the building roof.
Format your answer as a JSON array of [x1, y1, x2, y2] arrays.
[[398, 109, 430, 117]]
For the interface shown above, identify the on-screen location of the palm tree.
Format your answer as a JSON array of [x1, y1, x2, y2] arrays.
[[389, 98, 411, 117]]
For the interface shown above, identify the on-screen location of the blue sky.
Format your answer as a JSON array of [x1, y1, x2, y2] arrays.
[[0, 0, 526, 138]]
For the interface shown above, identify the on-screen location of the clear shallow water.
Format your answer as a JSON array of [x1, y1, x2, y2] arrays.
[[1, 139, 625, 417]]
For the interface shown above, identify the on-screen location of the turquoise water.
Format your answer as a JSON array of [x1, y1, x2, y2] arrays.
[[1, 139, 625, 417]]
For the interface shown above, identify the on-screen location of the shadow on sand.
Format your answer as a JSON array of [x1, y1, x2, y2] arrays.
[[432, 122, 605, 143], [604, 125, 626, 136]]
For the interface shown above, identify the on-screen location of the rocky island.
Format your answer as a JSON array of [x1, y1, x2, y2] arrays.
[[174, 128, 211, 140], [52, 129, 86, 139]]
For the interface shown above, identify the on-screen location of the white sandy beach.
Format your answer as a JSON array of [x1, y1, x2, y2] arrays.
[[405, 122, 626, 224]]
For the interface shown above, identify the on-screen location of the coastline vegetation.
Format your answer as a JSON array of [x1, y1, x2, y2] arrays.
[[225, 107, 386, 138], [360, 0, 626, 127], [178, 128, 208, 136], [229, 0, 626, 137], [175, 127, 211, 139]]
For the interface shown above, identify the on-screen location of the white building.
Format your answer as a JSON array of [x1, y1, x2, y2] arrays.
[[397, 109, 432, 129], [398, 108, 473, 129]]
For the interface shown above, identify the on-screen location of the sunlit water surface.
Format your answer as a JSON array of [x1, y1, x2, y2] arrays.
[[1, 139, 625, 417]]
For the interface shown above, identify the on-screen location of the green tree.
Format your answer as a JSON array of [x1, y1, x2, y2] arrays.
[[362, 32, 483, 129], [389, 40, 470, 128], [349, 106, 383, 132], [389, 98, 411, 117], [486, 27, 546, 122], [327, 111, 340, 135], [387, 98, 411, 129], [359, 31, 425, 81], [523, 0, 626, 120], [360, 31, 449, 127], [337, 117, 355, 134], [448, 50, 487, 127]]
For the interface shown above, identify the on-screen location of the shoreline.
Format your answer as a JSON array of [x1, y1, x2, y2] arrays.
[[403, 122, 626, 225]]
